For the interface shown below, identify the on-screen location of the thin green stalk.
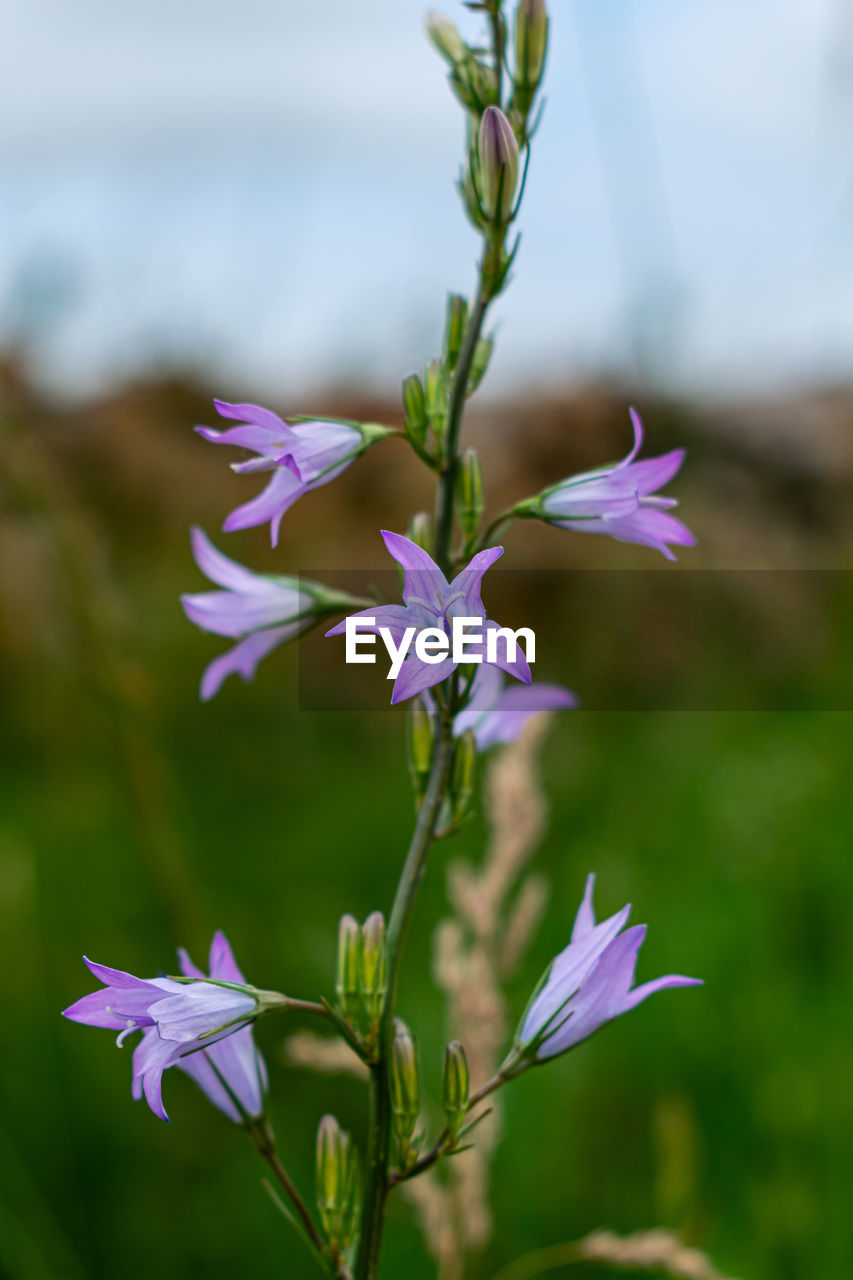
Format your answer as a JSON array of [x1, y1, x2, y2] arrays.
[[355, 712, 456, 1280]]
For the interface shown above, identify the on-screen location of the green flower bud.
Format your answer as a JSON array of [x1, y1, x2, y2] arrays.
[[335, 913, 361, 1021], [426, 11, 466, 65], [443, 293, 469, 371], [467, 335, 494, 395], [449, 729, 477, 825], [359, 911, 387, 1022], [478, 106, 520, 225], [316, 1114, 346, 1239], [407, 696, 435, 803], [390, 1018, 420, 1161], [457, 447, 484, 541], [340, 1135, 361, 1249], [424, 358, 447, 441], [514, 0, 549, 108], [402, 373, 428, 448], [442, 1040, 470, 1145], [407, 510, 433, 553]]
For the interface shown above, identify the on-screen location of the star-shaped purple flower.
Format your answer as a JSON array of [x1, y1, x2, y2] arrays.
[[326, 531, 532, 705], [62, 932, 264, 1121], [517, 874, 701, 1060], [197, 399, 388, 547], [447, 663, 577, 750], [520, 408, 695, 561]]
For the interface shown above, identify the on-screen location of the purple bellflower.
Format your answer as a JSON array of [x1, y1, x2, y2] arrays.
[[516, 408, 695, 561], [515, 874, 701, 1061], [445, 663, 577, 750], [181, 526, 366, 700], [63, 932, 275, 1122], [326, 531, 532, 705], [196, 399, 389, 547]]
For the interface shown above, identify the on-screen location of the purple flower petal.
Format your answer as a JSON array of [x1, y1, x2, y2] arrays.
[[222, 466, 302, 548], [213, 399, 294, 435], [480, 619, 532, 685], [391, 655, 457, 705], [325, 604, 414, 642], [199, 625, 298, 700], [208, 930, 247, 984], [188, 526, 266, 594], [381, 531, 448, 607], [448, 545, 504, 616], [537, 925, 648, 1057], [622, 972, 704, 1010], [570, 872, 597, 943], [623, 448, 685, 495]]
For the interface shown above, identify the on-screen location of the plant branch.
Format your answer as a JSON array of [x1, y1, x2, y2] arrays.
[[388, 1067, 514, 1186], [249, 1119, 327, 1260], [354, 709, 457, 1279]]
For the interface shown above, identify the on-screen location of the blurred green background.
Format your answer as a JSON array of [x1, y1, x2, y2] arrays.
[[1, 366, 851, 1280]]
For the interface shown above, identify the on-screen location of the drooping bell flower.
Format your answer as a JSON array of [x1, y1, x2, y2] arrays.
[[181, 526, 367, 700], [196, 399, 390, 547], [452, 662, 577, 750], [515, 874, 701, 1061], [62, 931, 282, 1121], [515, 408, 695, 561]]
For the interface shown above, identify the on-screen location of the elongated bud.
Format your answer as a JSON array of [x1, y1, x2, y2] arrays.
[[407, 697, 435, 803], [468, 336, 494, 395], [442, 1040, 470, 1145], [514, 0, 549, 107], [424, 358, 447, 441], [402, 373, 428, 449], [340, 1137, 361, 1249], [360, 911, 387, 1022], [449, 729, 477, 825], [335, 914, 361, 1021], [443, 294, 469, 371], [457, 447, 484, 541], [316, 1114, 346, 1239], [407, 510, 433, 552], [390, 1018, 420, 1161], [478, 106, 520, 225], [426, 11, 466, 65]]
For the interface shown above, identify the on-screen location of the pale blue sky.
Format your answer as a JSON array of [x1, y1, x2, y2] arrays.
[[1, 0, 850, 401]]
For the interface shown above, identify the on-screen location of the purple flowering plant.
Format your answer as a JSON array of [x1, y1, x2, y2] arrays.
[[64, 5, 702, 1278]]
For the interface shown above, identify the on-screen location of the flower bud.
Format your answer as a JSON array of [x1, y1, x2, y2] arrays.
[[457, 447, 484, 541], [407, 696, 435, 803], [406, 510, 433, 553], [424, 358, 447, 441], [442, 1040, 470, 1145], [359, 911, 387, 1022], [514, 0, 548, 106], [402, 373, 428, 449], [449, 729, 477, 825], [478, 106, 520, 225], [340, 1136, 361, 1249], [335, 913, 361, 1021], [316, 1114, 346, 1239], [467, 335, 494, 395], [389, 1018, 420, 1161], [426, 11, 467, 65], [443, 294, 469, 371]]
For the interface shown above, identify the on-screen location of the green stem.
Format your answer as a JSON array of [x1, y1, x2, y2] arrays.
[[249, 1119, 327, 1260], [433, 284, 491, 575], [355, 712, 456, 1280]]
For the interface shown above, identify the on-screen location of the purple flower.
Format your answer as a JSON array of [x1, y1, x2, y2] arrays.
[[517, 874, 701, 1060], [197, 399, 389, 547], [63, 932, 266, 1121], [446, 663, 577, 750], [326, 531, 532, 705], [181, 526, 365, 700], [519, 408, 695, 561]]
